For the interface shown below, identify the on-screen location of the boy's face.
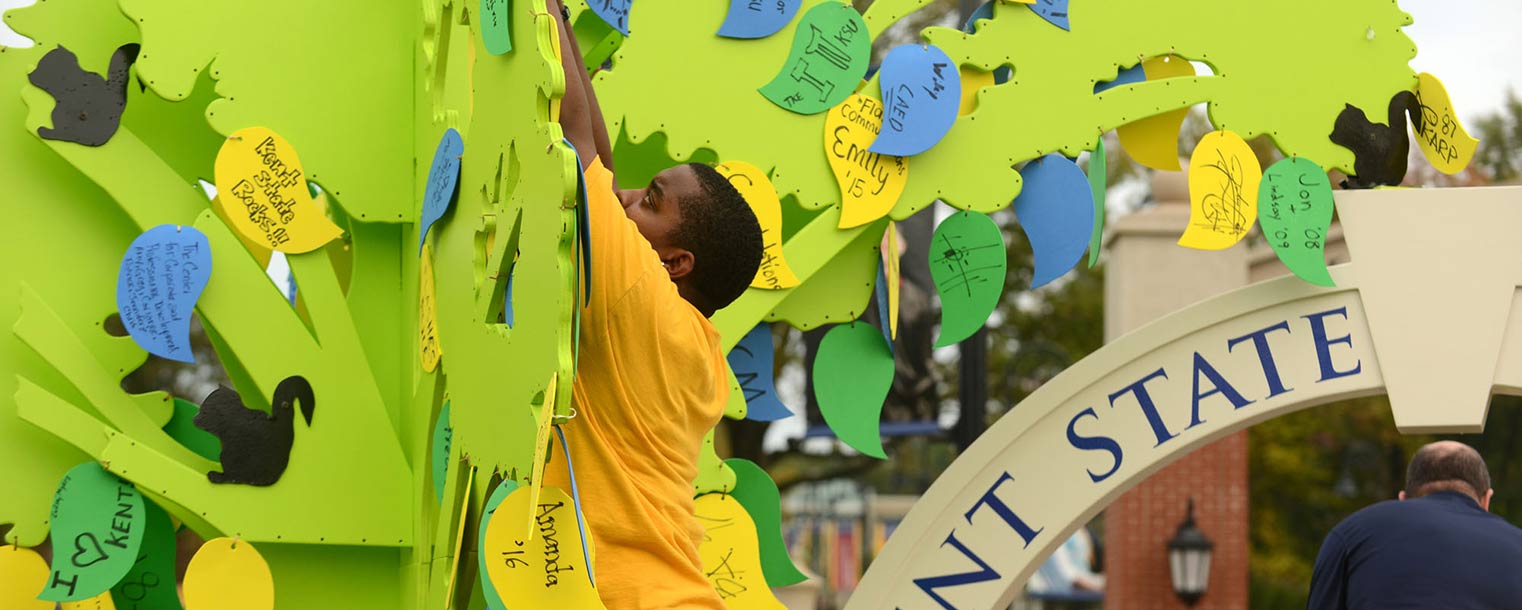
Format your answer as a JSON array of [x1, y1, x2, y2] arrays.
[[617, 165, 702, 261]]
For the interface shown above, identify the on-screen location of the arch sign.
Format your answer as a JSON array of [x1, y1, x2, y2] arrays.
[[848, 186, 1522, 610]]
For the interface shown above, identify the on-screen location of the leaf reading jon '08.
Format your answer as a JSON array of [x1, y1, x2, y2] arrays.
[[759, 2, 869, 115], [813, 323, 892, 459], [930, 211, 1005, 347], [1178, 130, 1260, 251], [1257, 157, 1335, 286]]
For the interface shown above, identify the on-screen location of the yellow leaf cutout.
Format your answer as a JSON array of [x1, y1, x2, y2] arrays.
[[825, 94, 909, 229], [213, 127, 343, 253], [881, 221, 901, 340], [959, 67, 994, 116], [694, 494, 787, 609], [183, 538, 274, 610], [419, 244, 442, 373], [483, 487, 607, 610], [1413, 72, 1479, 175], [716, 161, 801, 290], [526, 373, 557, 540], [442, 471, 474, 606], [1179, 130, 1261, 250], [1117, 55, 1194, 171], [0, 545, 52, 610], [60, 592, 116, 610], [210, 197, 273, 269]]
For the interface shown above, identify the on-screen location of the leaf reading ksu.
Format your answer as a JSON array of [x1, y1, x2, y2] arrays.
[[1012, 154, 1093, 289], [813, 323, 892, 459], [825, 94, 909, 228], [718, 0, 800, 39], [725, 324, 793, 422], [116, 225, 212, 364], [1258, 157, 1335, 286], [39, 463, 145, 602], [759, 3, 869, 115], [929, 211, 1005, 347], [1179, 130, 1260, 250], [869, 44, 960, 157]]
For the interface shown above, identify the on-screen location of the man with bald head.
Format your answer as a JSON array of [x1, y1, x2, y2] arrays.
[[1307, 441, 1522, 609]]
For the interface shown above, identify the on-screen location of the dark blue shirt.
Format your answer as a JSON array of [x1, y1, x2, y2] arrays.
[[1307, 491, 1522, 609]]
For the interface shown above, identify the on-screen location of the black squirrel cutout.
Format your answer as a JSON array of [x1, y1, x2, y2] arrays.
[[26, 43, 139, 147], [194, 376, 316, 486], [1329, 90, 1423, 189]]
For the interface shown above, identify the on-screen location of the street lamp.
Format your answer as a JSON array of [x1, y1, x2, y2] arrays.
[[1167, 498, 1214, 606]]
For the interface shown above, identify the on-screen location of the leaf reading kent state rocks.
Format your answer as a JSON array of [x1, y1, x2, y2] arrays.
[[726, 324, 793, 422], [587, 0, 632, 36], [431, 401, 453, 503], [108, 501, 180, 610], [483, 487, 606, 609], [1088, 139, 1107, 268], [1258, 157, 1335, 286], [1013, 154, 1094, 289], [825, 94, 909, 228], [1179, 130, 1261, 251], [929, 211, 1005, 347], [115, 225, 212, 364], [1412, 72, 1479, 175], [724, 459, 808, 587], [869, 44, 960, 157], [480, 0, 513, 55], [183, 538, 273, 610], [1027, 0, 1070, 30], [213, 127, 342, 253], [477, 480, 519, 610], [0, 545, 52, 610], [694, 493, 787, 609], [419, 245, 443, 372], [718, 0, 800, 39], [419, 128, 464, 254], [40, 463, 145, 602], [759, 2, 869, 115], [716, 161, 801, 290], [1116, 55, 1194, 171], [813, 323, 892, 459]]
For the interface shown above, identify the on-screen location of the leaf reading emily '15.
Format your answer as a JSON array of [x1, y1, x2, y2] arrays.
[[39, 463, 145, 602], [718, 0, 801, 39], [726, 324, 793, 422], [825, 94, 909, 228], [1013, 154, 1094, 289], [930, 211, 1005, 347], [1179, 130, 1261, 251], [693, 493, 787, 609], [213, 127, 343, 253], [724, 459, 808, 587], [419, 128, 464, 254], [483, 487, 606, 610], [419, 244, 443, 372], [1412, 72, 1479, 175], [116, 225, 212, 364], [716, 161, 800, 290], [870, 44, 960, 157], [759, 2, 869, 115], [1258, 157, 1335, 286], [183, 538, 273, 610], [813, 323, 892, 459], [480, 0, 512, 55], [1116, 55, 1194, 171], [0, 545, 52, 610]]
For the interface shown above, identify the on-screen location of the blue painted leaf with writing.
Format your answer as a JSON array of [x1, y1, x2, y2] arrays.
[[1257, 158, 1336, 286], [1087, 139, 1106, 267], [1028, 0, 1070, 31], [727, 324, 793, 422], [480, 0, 513, 55], [587, 0, 632, 36], [758, 2, 870, 115], [478, 478, 519, 610], [419, 128, 464, 254], [1094, 65, 1143, 94], [116, 225, 212, 364], [930, 211, 1005, 347], [874, 261, 893, 352], [431, 401, 452, 503], [1015, 154, 1094, 288], [814, 323, 892, 459], [718, 0, 801, 39], [870, 44, 960, 157]]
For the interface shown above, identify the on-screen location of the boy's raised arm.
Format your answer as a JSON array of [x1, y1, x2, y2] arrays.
[[550, 1, 614, 178]]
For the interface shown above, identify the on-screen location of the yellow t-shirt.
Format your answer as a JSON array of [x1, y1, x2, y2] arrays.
[[545, 159, 728, 610]]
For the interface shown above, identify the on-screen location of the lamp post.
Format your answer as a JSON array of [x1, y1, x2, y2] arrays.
[[1167, 498, 1214, 606]]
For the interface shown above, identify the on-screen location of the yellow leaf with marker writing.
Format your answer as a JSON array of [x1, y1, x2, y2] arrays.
[[183, 538, 274, 610], [214, 127, 343, 253], [716, 161, 801, 290], [1117, 55, 1193, 171], [0, 545, 52, 610], [419, 244, 442, 372], [1413, 72, 1479, 175], [882, 221, 900, 340], [695, 494, 786, 609], [959, 67, 993, 116], [825, 94, 909, 229], [483, 487, 606, 609], [525, 373, 557, 540], [1179, 130, 1261, 250]]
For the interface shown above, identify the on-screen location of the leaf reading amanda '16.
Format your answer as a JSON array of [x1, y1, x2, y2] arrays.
[[1179, 130, 1260, 251], [1258, 157, 1335, 286], [1012, 154, 1093, 289], [869, 44, 960, 157], [183, 538, 273, 610], [930, 211, 1005, 347], [116, 225, 212, 364], [483, 487, 605, 609], [759, 2, 869, 115], [813, 323, 892, 459], [716, 161, 800, 290], [213, 127, 343, 253], [826, 94, 909, 228], [694, 493, 787, 609], [1412, 72, 1479, 175]]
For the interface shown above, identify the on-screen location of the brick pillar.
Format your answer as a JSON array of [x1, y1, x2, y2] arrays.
[[1101, 165, 1250, 610]]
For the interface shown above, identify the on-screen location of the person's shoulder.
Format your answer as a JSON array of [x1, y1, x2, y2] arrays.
[[1330, 499, 1407, 534]]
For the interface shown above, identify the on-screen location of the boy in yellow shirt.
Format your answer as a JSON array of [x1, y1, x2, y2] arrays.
[[544, 3, 764, 609]]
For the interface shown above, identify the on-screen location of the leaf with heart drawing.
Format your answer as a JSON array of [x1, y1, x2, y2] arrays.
[[39, 463, 145, 602]]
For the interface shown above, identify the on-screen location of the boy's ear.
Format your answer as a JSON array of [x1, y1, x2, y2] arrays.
[[662, 249, 695, 280]]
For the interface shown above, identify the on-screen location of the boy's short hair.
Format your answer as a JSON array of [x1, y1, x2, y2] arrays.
[[672, 163, 763, 313]]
